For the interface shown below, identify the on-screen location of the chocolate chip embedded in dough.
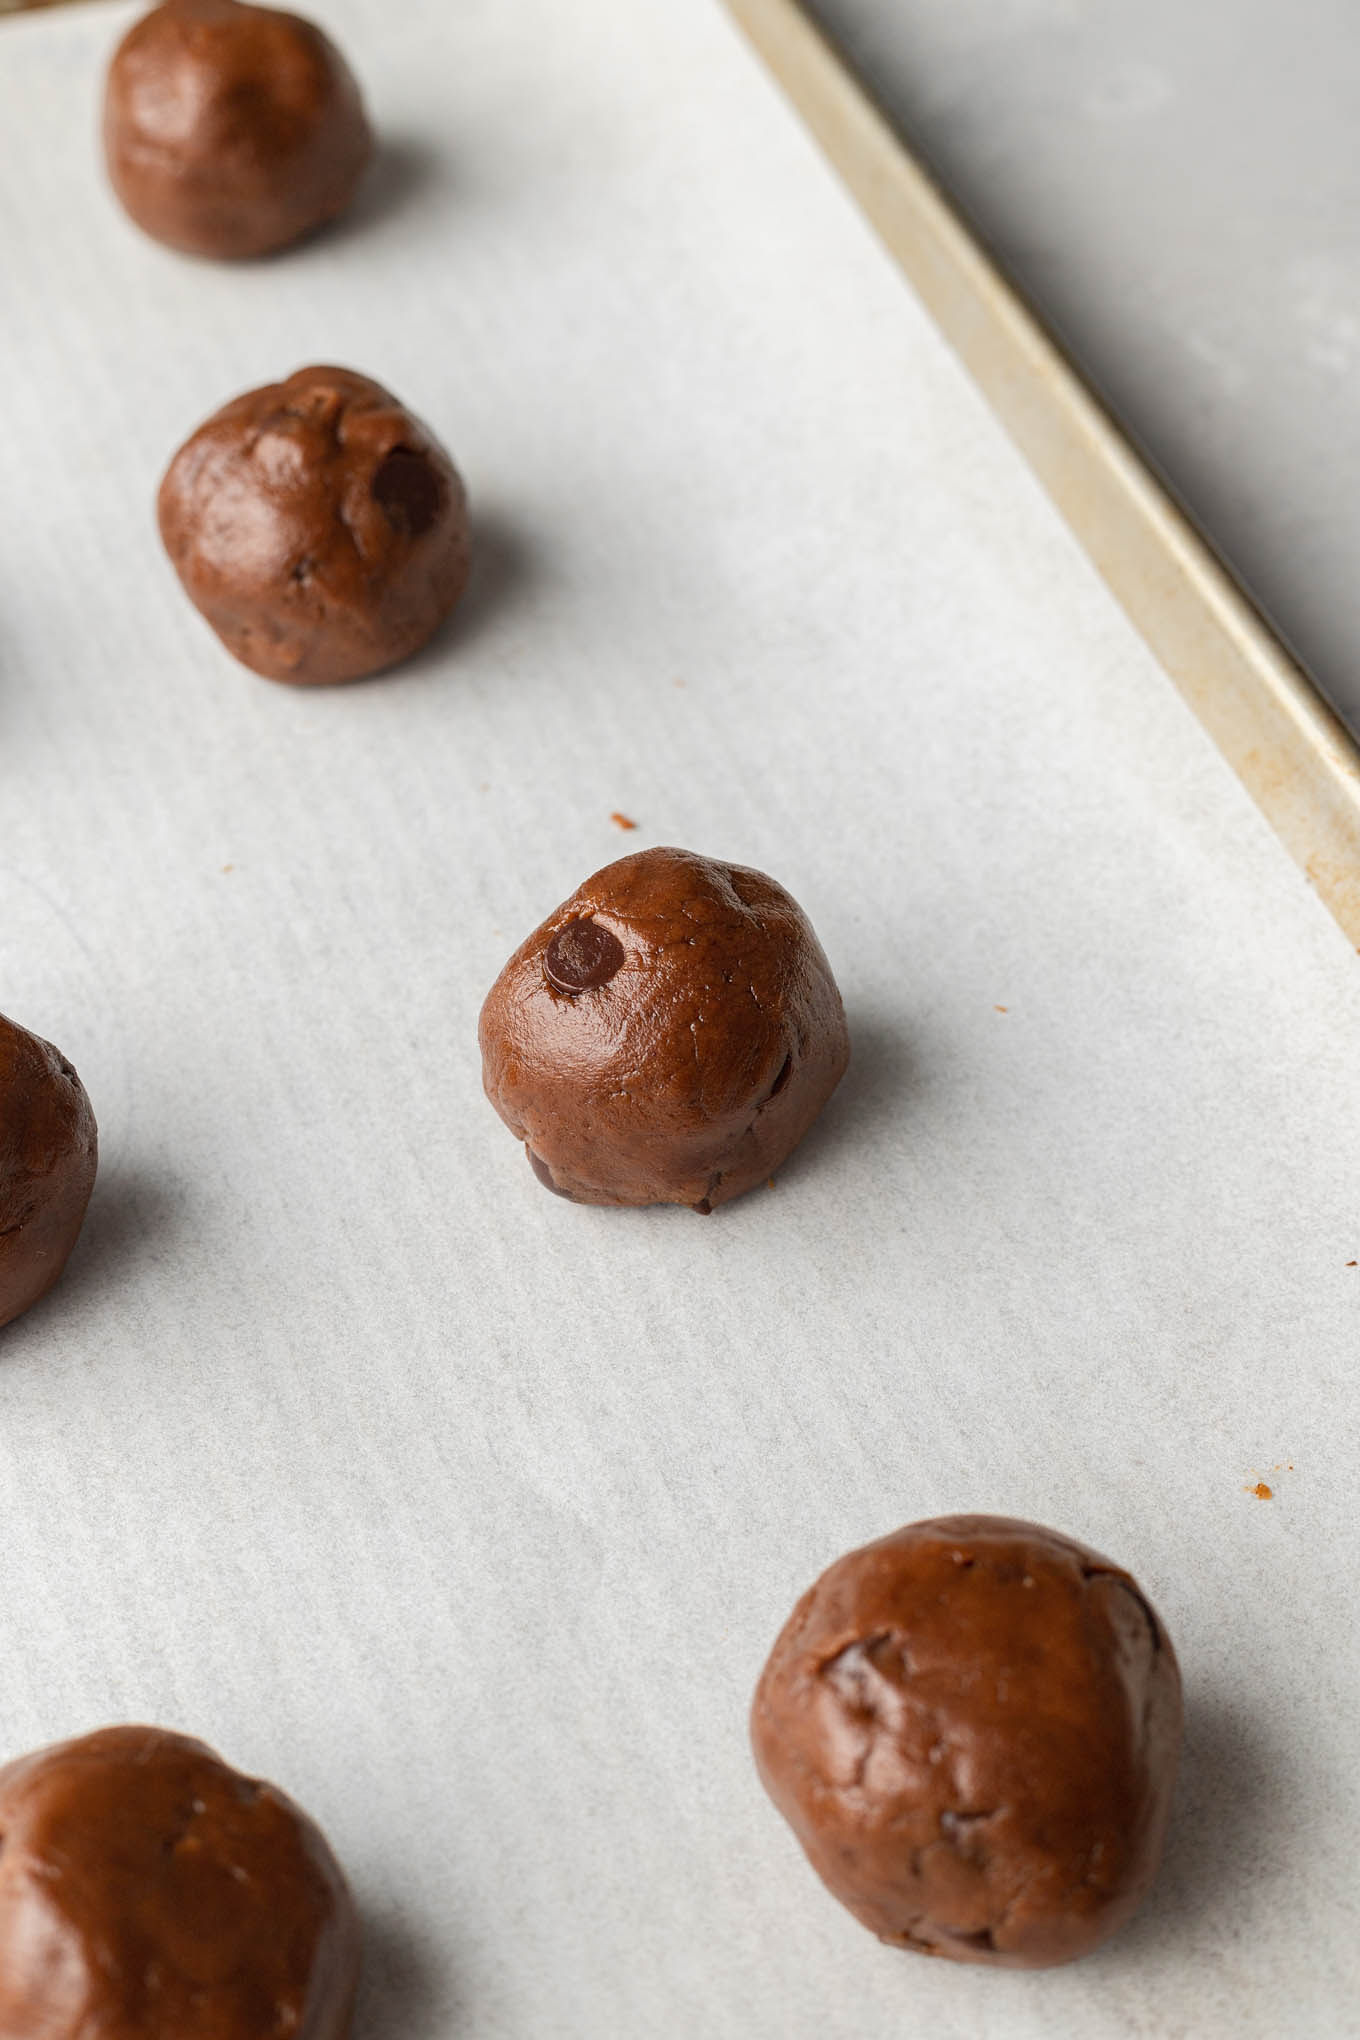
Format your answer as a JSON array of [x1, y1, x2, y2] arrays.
[[158, 365, 471, 684], [479, 847, 849, 1210], [372, 447, 444, 538], [543, 920, 626, 996], [527, 1147, 579, 1200], [750, 1515, 1183, 1969]]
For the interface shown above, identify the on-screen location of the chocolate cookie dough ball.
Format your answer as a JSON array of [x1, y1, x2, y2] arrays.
[[0, 1726, 359, 2038], [0, 1011, 97, 1331], [479, 846, 849, 1211], [104, 0, 373, 260], [159, 365, 471, 683], [752, 1516, 1182, 1968]]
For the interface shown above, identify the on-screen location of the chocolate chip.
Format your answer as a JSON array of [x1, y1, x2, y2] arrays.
[[544, 919, 625, 995], [372, 447, 442, 538], [939, 1926, 996, 1952], [527, 1147, 577, 1200]]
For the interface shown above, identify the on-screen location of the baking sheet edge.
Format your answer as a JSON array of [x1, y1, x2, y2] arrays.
[[725, 0, 1360, 950]]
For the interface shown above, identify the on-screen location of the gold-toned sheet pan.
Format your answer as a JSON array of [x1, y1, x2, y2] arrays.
[[727, 0, 1360, 948]]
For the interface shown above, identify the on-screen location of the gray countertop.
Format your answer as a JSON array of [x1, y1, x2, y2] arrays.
[[806, 0, 1360, 735]]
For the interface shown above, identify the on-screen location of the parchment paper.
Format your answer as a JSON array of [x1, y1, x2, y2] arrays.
[[0, 2, 1357, 2034]]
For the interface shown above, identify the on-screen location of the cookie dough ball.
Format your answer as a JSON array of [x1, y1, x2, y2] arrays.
[[159, 365, 471, 683], [479, 846, 849, 1211], [751, 1516, 1182, 1968], [0, 1726, 359, 2038], [103, 0, 373, 260], [0, 1012, 97, 1331]]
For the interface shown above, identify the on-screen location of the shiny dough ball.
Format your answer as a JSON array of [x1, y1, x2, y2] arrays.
[[103, 0, 373, 260], [479, 845, 850, 1211], [158, 365, 471, 684], [751, 1515, 1183, 1968], [0, 1726, 360, 2039], [0, 1010, 97, 1331]]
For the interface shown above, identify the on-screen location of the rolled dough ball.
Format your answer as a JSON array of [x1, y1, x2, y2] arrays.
[[0, 1010, 97, 1330], [104, 0, 373, 260], [751, 1515, 1182, 1967], [479, 845, 849, 1210], [159, 365, 471, 683], [0, 1725, 360, 2038]]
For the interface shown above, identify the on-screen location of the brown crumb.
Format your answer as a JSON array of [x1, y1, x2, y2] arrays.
[[1347, 1260, 1357, 1268], [994, 1004, 1008, 1014], [1245, 1482, 1273, 1501], [767, 1177, 776, 1190], [221, 864, 234, 874], [610, 812, 638, 831]]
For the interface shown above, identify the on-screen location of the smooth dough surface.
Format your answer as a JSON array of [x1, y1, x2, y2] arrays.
[[0, 1725, 360, 2039], [104, 0, 373, 260], [0, 1010, 97, 1331], [479, 846, 850, 1210]]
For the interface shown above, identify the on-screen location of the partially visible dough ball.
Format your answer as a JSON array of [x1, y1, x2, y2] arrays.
[[479, 846, 850, 1210], [751, 1515, 1182, 1968], [104, 0, 373, 260], [159, 365, 471, 683], [0, 1725, 360, 2038], [0, 1011, 97, 1330]]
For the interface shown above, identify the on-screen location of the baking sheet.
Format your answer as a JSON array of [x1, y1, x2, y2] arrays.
[[797, 0, 1360, 746], [726, 0, 1360, 954], [1, 2, 1358, 2035]]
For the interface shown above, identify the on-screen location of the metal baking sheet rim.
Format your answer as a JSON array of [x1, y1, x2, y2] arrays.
[[726, 0, 1360, 952]]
